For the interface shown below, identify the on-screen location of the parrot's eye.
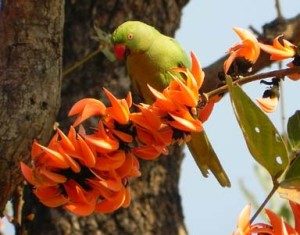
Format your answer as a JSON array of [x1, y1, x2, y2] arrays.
[[127, 33, 134, 40]]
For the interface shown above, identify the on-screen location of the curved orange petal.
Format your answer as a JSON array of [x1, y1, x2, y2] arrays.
[[77, 134, 96, 167], [224, 27, 260, 74], [198, 101, 215, 123], [58, 147, 81, 173], [259, 43, 295, 60], [87, 179, 114, 199], [20, 162, 39, 185], [31, 140, 43, 159], [63, 180, 97, 216], [290, 201, 300, 233], [104, 88, 130, 124], [34, 186, 68, 207], [125, 92, 132, 108], [169, 113, 203, 132], [256, 97, 278, 113], [38, 144, 69, 168], [64, 185, 98, 216], [56, 128, 75, 152], [39, 168, 67, 184], [138, 105, 162, 130], [111, 129, 133, 143], [95, 188, 126, 213], [168, 73, 198, 107], [64, 200, 95, 216], [68, 98, 106, 127], [148, 85, 177, 113], [122, 187, 131, 208], [91, 170, 123, 192], [190, 52, 205, 89], [84, 134, 119, 153], [224, 51, 238, 74], [116, 152, 141, 178], [132, 145, 162, 160], [236, 204, 251, 234], [94, 151, 126, 171], [265, 209, 287, 234], [233, 27, 257, 42], [259, 36, 296, 61]]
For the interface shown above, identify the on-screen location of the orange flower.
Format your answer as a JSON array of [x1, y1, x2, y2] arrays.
[[232, 204, 252, 235], [21, 124, 140, 215], [233, 204, 300, 235], [224, 27, 260, 74], [83, 122, 119, 153], [95, 187, 128, 213], [63, 180, 98, 216], [22, 52, 211, 215], [257, 97, 278, 113], [133, 144, 168, 160], [198, 100, 215, 123], [290, 201, 300, 233], [259, 35, 296, 61], [168, 53, 204, 107], [190, 52, 205, 89], [104, 88, 132, 125], [168, 106, 203, 132], [130, 104, 172, 160], [116, 152, 141, 178], [68, 98, 106, 127], [34, 186, 68, 208]]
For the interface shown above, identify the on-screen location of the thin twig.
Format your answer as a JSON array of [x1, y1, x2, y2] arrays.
[[206, 66, 300, 100], [63, 47, 102, 78], [278, 62, 286, 135], [12, 184, 25, 235], [275, 0, 283, 19], [250, 183, 280, 224]]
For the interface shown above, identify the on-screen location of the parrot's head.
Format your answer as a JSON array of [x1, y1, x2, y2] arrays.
[[111, 21, 159, 60]]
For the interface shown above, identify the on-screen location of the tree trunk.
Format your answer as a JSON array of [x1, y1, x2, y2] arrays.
[[0, 0, 64, 214], [24, 0, 189, 234]]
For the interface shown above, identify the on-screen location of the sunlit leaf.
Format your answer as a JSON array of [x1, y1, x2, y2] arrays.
[[287, 111, 300, 150], [187, 131, 231, 187], [279, 156, 300, 204], [226, 76, 289, 180]]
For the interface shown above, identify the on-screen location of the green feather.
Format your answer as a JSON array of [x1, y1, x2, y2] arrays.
[[112, 21, 230, 187]]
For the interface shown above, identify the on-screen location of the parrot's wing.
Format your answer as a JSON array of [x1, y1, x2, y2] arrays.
[[187, 131, 231, 187]]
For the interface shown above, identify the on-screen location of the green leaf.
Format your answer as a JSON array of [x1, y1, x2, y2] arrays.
[[279, 156, 300, 204], [93, 26, 116, 62], [226, 76, 289, 180], [287, 111, 300, 150]]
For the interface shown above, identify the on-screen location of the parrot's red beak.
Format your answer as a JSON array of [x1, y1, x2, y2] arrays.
[[114, 44, 126, 60]]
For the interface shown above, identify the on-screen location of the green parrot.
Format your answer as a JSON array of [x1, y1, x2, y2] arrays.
[[111, 21, 230, 187]]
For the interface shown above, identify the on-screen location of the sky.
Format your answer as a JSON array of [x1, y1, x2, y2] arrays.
[[2, 1, 300, 235], [176, 0, 300, 234]]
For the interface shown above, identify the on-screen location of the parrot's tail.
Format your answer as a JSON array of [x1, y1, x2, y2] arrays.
[[187, 131, 231, 187]]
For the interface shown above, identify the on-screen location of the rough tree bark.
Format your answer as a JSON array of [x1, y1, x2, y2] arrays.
[[24, 1, 189, 235], [0, 1, 64, 214], [1, 0, 299, 234]]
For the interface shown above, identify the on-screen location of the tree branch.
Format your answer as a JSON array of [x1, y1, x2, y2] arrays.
[[202, 14, 300, 94], [206, 66, 300, 99]]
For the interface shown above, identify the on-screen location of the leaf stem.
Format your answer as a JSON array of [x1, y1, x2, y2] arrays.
[[249, 182, 279, 224], [63, 47, 102, 78], [206, 66, 300, 100]]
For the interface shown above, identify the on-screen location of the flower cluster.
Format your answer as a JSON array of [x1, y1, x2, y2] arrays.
[[233, 202, 300, 235], [223, 27, 299, 113], [21, 53, 208, 215]]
